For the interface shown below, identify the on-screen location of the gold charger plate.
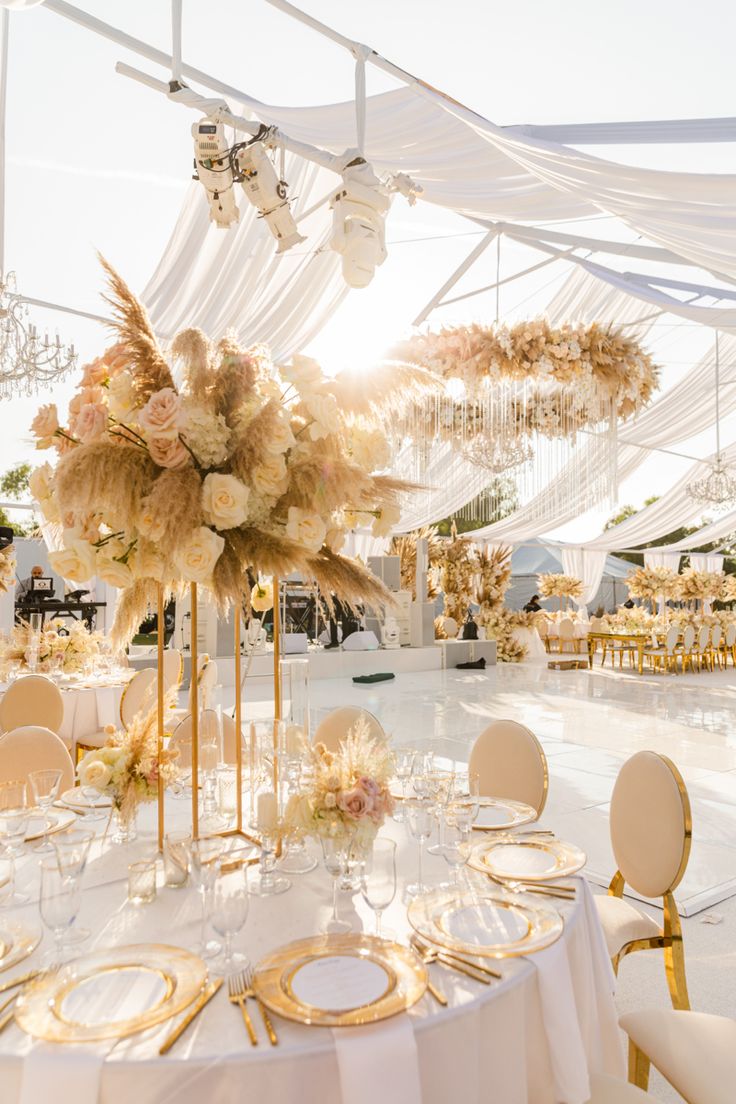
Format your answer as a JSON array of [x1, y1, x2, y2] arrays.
[[0, 919, 42, 973], [468, 837, 586, 882], [408, 887, 564, 958], [24, 807, 76, 841], [253, 933, 427, 1027], [473, 797, 538, 831], [15, 943, 207, 1042], [59, 787, 112, 813]]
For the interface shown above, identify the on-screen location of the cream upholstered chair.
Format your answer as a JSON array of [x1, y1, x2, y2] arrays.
[[0, 725, 74, 790], [621, 1009, 736, 1100], [642, 625, 679, 674], [695, 624, 711, 671], [595, 750, 691, 1010], [709, 624, 724, 670], [120, 667, 157, 729], [558, 617, 577, 654], [674, 624, 696, 673], [162, 648, 184, 691], [468, 719, 548, 816], [585, 1074, 655, 1102], [168, 709, 234, 771], [536, 618, 551, 653], [313, 707, 385, 754], [0, 675, 64, 737], [723, 622, 736, 667]]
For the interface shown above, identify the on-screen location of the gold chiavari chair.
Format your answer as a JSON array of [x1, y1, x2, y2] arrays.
[[642, 626, 679, 674], [709, 624, 724, 670], [723, 622, 736, 667], [694, 624, 711, 671]]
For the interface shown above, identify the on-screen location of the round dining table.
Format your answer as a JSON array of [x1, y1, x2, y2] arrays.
[[1, 799, 625, 1104], [0, 673, 131, 750]]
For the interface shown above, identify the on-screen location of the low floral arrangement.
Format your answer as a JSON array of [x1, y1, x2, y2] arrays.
[[600, 606, 656, 634], [29, 261, 420, 647], [538, 573, 584, 602], [284, 716, 394, 849], [77, 698, 179, 828], [625, 565, 679, 604], [0, 546, 15, 595], [0, 617, 101, 677]]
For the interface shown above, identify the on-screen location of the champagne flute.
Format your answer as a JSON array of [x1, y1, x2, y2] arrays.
[[427, 769, 454, 856], [320, 834, 352, 933], [39, 859, 81, 965], [211, 860, 249, 974], [392, 747, 417, 822], [29, 768, 63, 852], [53, 828, 94, 944], [406, 799, 434, 897], [191, 837, 224, 959], [360, 838, 397, 938]]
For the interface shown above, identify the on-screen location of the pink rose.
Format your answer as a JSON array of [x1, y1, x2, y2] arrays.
[[103, 343, 127, 377], [80, 357, 108, 387], [30, 403, 59, 442], [72, 402, 108, 443], [148, 435, 190, 470], [337, 786, 371, 819], [69, 386, 105, 418], [138, 388, 183, 440]]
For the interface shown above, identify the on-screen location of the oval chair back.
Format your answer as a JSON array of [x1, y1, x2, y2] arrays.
[[610, 751, 691, 900], [664, 626, 680, 653], [120, 668, 157, 729], [725, 623, 736, 648], [696, 625, 711, 653], [162, 649, 183, 691], [468, 719, 548, 816], [0, 725, 74, 790], [558, 618, 575, 653], [313, 707, 385, 754], [0, 675, 64, 735], [681, 624, 696, 651], [711, 624, 723, 649]]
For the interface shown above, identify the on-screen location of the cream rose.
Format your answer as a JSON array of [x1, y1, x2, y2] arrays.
[[29, 463, 54, 503], [371, 503, 401, 538], [30, 403, 59, 445], [133, 546, 165, 582], [95, 555, 133, 589], [137, 500, 167, 544], [285, 507, 327, 552], [37, 495, 61, 525], [78, 756, 112, 790], [80, 357, 109, 388], [173, 526, 224, 584], [138, 387, 183, 439], [282, 354, 323, 390], [107, 371, 138, 422], [250, 579, 273, 613], [264, 414, 296, 455], [325, 526, 346, 554], [305, 392, 340, 440], [251, 455, 288, 498], [148, 435, 189, 470], [49, 540, 97, 583], [72, 402, 108, 443], [201, 473, 249, 530]]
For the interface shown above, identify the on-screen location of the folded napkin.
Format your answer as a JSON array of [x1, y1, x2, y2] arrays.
[[20, 1044, 106, 1104], [333, 1015, 422, 1104], [456, 657, 486, 669], [352, 673, 395, 684]]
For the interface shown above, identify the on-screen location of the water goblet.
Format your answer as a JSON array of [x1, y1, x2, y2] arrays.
[[211, 860, 249, 974], [360, 838, 397, 938], [441, 822, 467, 889], [39, 859, 81, 965], [392, 746, 417, 822], [80, 783, 108, 820], [405, 799, 435, 897], [427, 769, 454, 856], [410, 751, 434, 799], [0, 780, 31, 865], [320, 834, 353, 933], [53, 828, 94, 944], [191, 836, 225, 959], [29, 768, 63, 852]]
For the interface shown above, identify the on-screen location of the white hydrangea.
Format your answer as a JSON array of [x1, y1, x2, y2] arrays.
[[180, 400, 230, 468]]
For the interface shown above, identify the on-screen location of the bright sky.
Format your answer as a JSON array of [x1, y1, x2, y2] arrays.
[[3, 0, 736, 538]]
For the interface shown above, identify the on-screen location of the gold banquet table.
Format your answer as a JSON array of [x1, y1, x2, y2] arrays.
[[587, 631, 650, 675], [1, 804, 624, 1104]]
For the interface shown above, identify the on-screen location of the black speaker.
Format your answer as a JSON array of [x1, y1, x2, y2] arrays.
[[0, 526, 13, 550]]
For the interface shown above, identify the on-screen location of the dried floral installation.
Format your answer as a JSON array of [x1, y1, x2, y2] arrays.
[[435, 524, 475, 632], [389, 524, 442, 598]]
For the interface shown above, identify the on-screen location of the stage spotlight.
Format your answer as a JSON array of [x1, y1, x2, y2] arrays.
[[235, 141, 305, 254], [329, 159, 391, 289], [191, 118, 240, 228]]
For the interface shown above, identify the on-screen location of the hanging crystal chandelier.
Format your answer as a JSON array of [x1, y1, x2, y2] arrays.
[[0, 272, 77, 398], [686, 332, 736, 507], [460, 434, 534, 474]]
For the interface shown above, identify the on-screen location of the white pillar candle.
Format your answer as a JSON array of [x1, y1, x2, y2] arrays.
[[285, 723, 304, 756], [257, 791, 278, 831]]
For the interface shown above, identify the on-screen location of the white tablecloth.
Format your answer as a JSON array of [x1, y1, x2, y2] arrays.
[[1, 803, 624, 1104], [513, 628, 548, 663], [545, 623, 591, 640]]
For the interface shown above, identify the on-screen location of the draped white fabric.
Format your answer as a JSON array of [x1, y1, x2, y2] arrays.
[[641, 509, 736, 554], [689, 553, 725, 571], [643, 550, 682, 571], [558, 547, 608, 607]]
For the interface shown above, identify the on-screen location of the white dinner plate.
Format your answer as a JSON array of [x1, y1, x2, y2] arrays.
[[468, 837, 586, 882], [24, 807, 76, 841], [473, 797, 538, 831], [59, 787, 112, 814]]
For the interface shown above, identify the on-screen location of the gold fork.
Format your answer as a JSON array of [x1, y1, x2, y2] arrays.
[[243, 965, 278, 1046], [227, 971, 258, 1046]]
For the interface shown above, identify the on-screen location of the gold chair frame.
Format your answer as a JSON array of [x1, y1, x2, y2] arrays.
[[607, 753, 692, 1015]]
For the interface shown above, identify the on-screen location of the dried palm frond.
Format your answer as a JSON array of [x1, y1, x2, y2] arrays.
[[98, 255, 173, 400], [211, 337, 257, 421], [212, 533, 248, 612], [144, 468, 203, 550], [389, 525, 442, 594], [172, 328, 212, 402], [111, 579, 157, 651], [227, 526, 308, 580], [307, 547, 392, 614], [282, 452, 374, 515], [329, 361, 441, 422], [56, 441, 155, 524], [359, 474, 420, 508]]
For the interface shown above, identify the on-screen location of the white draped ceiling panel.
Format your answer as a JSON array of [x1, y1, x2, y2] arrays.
[[640, 508, 736, 554], [643, 550, 681, 571], [557, 547, 608, 607], [689, 553, 725, 571]]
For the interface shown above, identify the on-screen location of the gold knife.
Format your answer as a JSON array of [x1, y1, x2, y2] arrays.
[[159, 977, 223, 1055], [432, 952, 491, 984], [425, 978, 447, 1006], [0, 970, 39, 995], [412, 937, 502, 980]]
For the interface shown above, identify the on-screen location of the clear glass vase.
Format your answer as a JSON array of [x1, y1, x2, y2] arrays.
[[110, 804, 138, 845]]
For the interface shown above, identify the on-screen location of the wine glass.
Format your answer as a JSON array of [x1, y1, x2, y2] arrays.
[[320, 834, 352, 933], [39, 859, 81, 965], [410, 751, 434, 799], [360, 838, 397, 938], [191, 837, 225, 959], [0, 780, 31, 865], [211, 860, 249, 974], [80, 782, 108, 820], [441, 821, 468, 889], [392, 747, 417, 822], [427, 769, 454, 856], [29, 768, 63, 852], [406, 799, 434, 897], [53, 828, 94, 944], [0, 854, 16, 907]]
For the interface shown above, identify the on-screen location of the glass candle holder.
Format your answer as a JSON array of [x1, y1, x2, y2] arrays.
[[128, 858, 157, 905], [163, 830, 191, 888]]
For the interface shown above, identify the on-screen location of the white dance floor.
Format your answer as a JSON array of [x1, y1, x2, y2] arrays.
[[232, 659, 736, 917]]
